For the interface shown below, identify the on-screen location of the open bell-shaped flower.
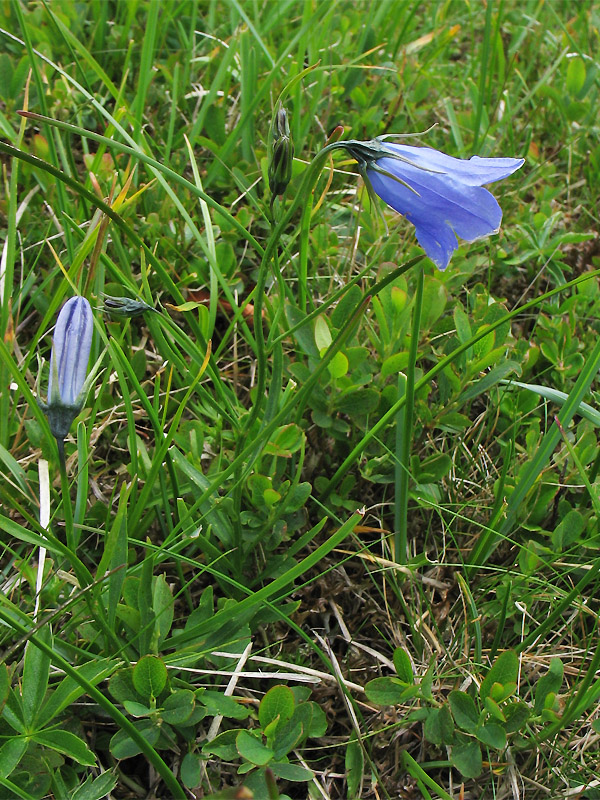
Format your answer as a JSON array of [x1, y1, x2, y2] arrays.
[[43, 296, 93, 442], [337, 138, 524, 270]]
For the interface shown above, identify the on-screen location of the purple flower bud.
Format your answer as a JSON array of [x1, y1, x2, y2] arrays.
[[45, 297, 93, 441]]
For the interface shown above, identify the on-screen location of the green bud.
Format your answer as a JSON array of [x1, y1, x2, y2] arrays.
[[268, 105, 294, 198], [102, 294, 157, 317]]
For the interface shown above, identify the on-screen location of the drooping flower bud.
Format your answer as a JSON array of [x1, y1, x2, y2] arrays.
[[44, 296, 93, 442], [268, 105, 294, 198], [102, 294, 157, 317]]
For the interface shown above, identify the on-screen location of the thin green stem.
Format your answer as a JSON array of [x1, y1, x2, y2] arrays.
[[228, 142, 348, 574], [395, 266, 423, 563], [57, 439, 75, 552], [298, 189, 314, 313]]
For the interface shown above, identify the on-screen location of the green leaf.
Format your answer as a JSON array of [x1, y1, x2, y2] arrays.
[[503, 701, 531, 733], [22, 627, 52, 730], [38, 660, 120, 728], [0, 663, 9, 710], [0, 738, 28, 779], [424, 706, 455, 746], [132, 656, 168, 701], [115, 604, 141, 632], [236, 731, 273, 766], [345, 732, 364, 799], [490, 681, 516, 703], [123, 701, 152, 718], [459, 360, 521, 404], [566, 56, 586, 95], [271, 720, 303, 760], [420, 660, 436, 702], [381, 352, 410, 378], [180, 752, 202, 789], [259, 685, 295, 731], [202, 729, 242, 760], [270, 761, 314, 782], [365, 677, 417, 705], [201, 691, 250, 720], [33, 730, 96, 766], [451, 740, 482, 778], [1, 690, 25, 734], [109, 719, 160, 759], [263, 423, 304, 457], [453, 305, 472, 344], [480, 650, 518, 701], [137, 550, 154, 655], [327, 350, 349, 379], [392, 648, 413, 684], [304, 701, 327, 737], [108, 667, 144, 705], [314, 315, 332, 352], [179, 753, 203, 789], [152, 574, 174, 647], [286, 303, 318, 358], [161, 690, 195, 725], [435, 411, 471, 432], [552, 510, 585, 551], [449, 691, 479, 733], [476, 722, 506, 750], [331, 284, 363, 329], [284, 481, 312, 513], [334, 388, 380, 416], [96, 485, 129, 628], [169, 300, 207, 312], [534, 658, 564, 713], [421, 277, 446, 329], [483, 696, 506, 722], [71, 771, 118, 800], [417, 452, 452, 482]]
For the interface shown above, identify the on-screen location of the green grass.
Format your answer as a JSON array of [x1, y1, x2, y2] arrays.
[[1, 1, 600, 798]]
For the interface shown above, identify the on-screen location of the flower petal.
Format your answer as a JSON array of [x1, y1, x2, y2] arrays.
[[367, 160, 506, 270], [412, 221, 461, 272], [380, 143, 524, 186]]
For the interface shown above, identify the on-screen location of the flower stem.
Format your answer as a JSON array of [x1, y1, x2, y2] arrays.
[[395, 265, 423, 564], [57, 438, 75, 552], [229, 145, 338, 577]]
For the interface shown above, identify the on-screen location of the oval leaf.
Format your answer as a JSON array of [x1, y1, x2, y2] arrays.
[[236, 730, 273, 766], [132, 656, 168, 701], [480, 650, 518, 701], [259, 685, 295, 730], [451, 740, 482, 778], [449, 690, 478, 733], [392, 648, 413, 684]]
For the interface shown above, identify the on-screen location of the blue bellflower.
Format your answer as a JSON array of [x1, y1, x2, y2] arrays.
[[43, 296, 93, 442], [338, 139, 524, 270]]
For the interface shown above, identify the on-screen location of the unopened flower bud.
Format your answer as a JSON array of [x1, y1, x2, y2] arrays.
[[102, 294, 156, 317], [268, 105, 294, 198], [44, 296, 93, 441]]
